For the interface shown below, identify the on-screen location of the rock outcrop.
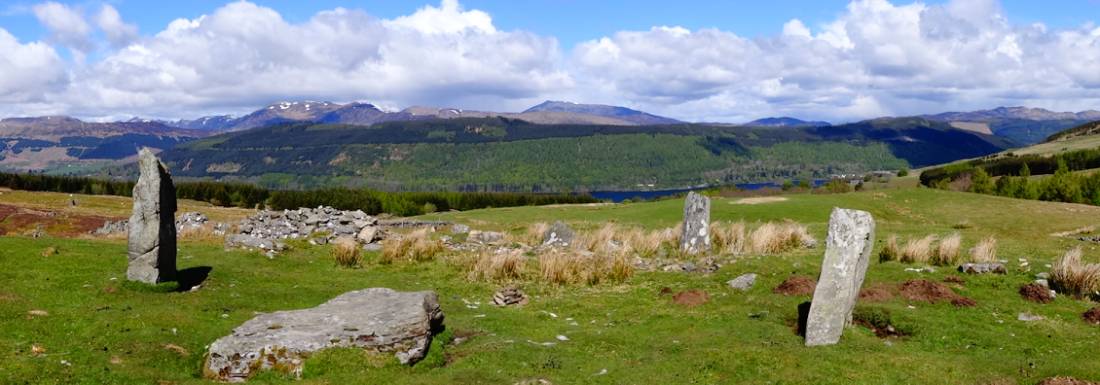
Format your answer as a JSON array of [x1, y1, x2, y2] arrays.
[[126, 148, 177, 284], [805, 208, 875, 346], [680, 192, 710, 254], [204, 288, 444, 382]]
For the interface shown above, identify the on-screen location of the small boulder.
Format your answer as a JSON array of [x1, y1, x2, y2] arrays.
[[958, 263, 1006, 274], [468, 230, 505, 244], [492, 286, 529, 307], [727, 273, 757, 291], [356, 226, 380, 243], [542, 221, 575, 247], [451, 224, 470, 234]]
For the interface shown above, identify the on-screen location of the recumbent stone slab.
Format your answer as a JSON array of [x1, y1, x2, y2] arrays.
[[204, 288, 444, 382], [805, 208, 875, 346]]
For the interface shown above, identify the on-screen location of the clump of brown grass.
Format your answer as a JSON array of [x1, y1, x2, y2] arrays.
[[620, 226, 674, 257], [380, 228, 443, 264], [1051, 247, 1100, 298], [748, 221, 813, 254], [468, 250, 528, 282], [900, 234, 937, 264], [331, 237, 362, 268], [932, 232, 962, 266], [524, 222, 550, 245], [969, 236, 998, 263], [879, 234, 899, 262], [710, 221, 747, 255], [179, 225, 220, 241], [40, 246, 58, 257], [538, 251, 633, 285], [575, 223, 627, 255]]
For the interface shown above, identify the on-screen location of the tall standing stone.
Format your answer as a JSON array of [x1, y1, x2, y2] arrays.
[[127, 148, 177, 284], [804, 208, 875, 346], [680, 191, 711, 254]]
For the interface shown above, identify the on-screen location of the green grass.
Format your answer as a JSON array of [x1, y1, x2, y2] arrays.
[[3, 187, 1100, 384]]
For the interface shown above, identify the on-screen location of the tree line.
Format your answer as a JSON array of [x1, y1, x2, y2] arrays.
[[0, 172, 597, 216]]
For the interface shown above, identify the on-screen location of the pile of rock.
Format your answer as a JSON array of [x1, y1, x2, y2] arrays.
[[176, 212, 208, 232], [224, 206, 382, 253], [93, 220, 128, 235], [492, 286, 529, 306]]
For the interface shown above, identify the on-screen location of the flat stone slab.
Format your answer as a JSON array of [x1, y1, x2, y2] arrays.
[[805, 208, 875, 346], [204, 288, 444, 382]]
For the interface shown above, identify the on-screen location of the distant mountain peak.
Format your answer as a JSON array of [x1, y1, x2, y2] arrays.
[[523, 100, 681, 125]]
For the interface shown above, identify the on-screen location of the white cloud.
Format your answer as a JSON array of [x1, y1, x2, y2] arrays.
[[95, 4, 138, 48], [5, 0, 1100, 122], [32, 1, 92, 58]]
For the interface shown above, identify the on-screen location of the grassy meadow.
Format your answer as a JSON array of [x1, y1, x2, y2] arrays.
[[2, 187, 1100, 384]]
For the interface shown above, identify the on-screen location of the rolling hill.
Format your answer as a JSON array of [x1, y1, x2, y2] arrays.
[[922, 106, 1100, 145], [149, 116, 1009, 192]]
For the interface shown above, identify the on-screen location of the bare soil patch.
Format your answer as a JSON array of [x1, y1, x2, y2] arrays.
[[859, 283, 896, 302], [899, 279, 976, 307], [0, 203, 119, 237], [732, 197, 789, 205], [1083, 307, 1100, 325], [671, 290, 709, 307], [773, 275, 816, 296], [1019, 283, 1054, 304]]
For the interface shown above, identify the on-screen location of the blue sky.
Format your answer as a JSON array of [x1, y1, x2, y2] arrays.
[[0, 0, 1099, 122]]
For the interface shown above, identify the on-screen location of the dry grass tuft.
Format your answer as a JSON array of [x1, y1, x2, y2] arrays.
[[711, 221, 747, 255], [749, 221, 814, 254], [1051, 247, 1100, 298], [538, 251, 633, 285], [331, 237, 362, 268], [178, 225, 221, 241], [969, 236, 998, 263], [524, 222, 550, 245], [879, 234, 900, 262], [620, 226, 675, 257], [380, 229, 444, 264], [900, 235, 937, 264], [932, 232, 962, 266], [469, 249, 528, 282]]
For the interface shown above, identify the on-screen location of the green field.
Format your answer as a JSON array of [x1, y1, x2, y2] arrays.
[[2, 187, 1100, 384]]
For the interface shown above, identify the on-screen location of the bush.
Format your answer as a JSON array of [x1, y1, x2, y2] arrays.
[[331, 238, 362, 268], [1051, 247, 1100, 299]]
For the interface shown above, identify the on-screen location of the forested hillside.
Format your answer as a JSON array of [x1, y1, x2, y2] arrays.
[[149, 117, 1008, 192]]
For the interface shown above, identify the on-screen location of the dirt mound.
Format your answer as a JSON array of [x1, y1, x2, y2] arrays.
[[943, 275, 966, 284], [671, 290, 709, 307], [858, 283, 895, 302], [1083, 307, 1100, 325], [773, 275, 816, 296], [900, 279, 976, 307], [1038, 377, 1098, 385], [1019, 283, 1054, 304]]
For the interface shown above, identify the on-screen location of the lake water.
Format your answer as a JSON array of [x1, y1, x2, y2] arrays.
[[589, 180, 826, 202]]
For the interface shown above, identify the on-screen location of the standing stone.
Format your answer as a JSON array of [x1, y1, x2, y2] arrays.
[[127, 148, 177, 284], [805, 208, 875, 346], [542, 221, 575, 247], [679, 191, 710, 254]]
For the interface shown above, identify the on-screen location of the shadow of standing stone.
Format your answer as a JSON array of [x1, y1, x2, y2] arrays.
[[805, 208, 875, 346], [680, 191, 710, 254], [126, 148, 177, 284]]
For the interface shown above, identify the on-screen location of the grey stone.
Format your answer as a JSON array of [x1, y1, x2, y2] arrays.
[[1035, 272, 1050, 280], [93, 219, 128, 235], [126, 148, 177, 284], [204, 288, 443, 382], [727, 273, 757, 291], [451, 224, 470, 234], [492, 286, 529, 306], [1017, 312, 1044, 322], [356, 226, 380, 243], [468, 230, 505, 244], [958, 263, 1006, 274], [679, 191, 710, 254], [805, 208, 875, 347], [542, 221, 575, 247]]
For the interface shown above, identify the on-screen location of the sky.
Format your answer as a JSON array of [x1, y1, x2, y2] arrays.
[[0, 0, 1098, 123]]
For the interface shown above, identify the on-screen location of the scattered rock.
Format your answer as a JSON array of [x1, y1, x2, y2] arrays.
[[1083, 307, 1100, 325], [225, 206, 380, 253], [451, 224, 470, 234], [805, 208, 875, 347], [127, 148, 177, 284], [93, 220, 128, 235], [1018, 312, 1044, 322], [356, 226, 380, 243], [542, 221, 575, 247], [774, 275, 817, 296], [958, 263, 1006, 275], [204, 288, 443, 382], [468, 230, 505, 245], [671, 290, 709, 307], [175, 212, 208, 232], [679, 191, 710, 254], [514, 379, 553, 385], [727, 273, 757, 291], [1019, 283, 1055, 304], [27, 309, 48, 317], [492, 286, 529, 307]]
